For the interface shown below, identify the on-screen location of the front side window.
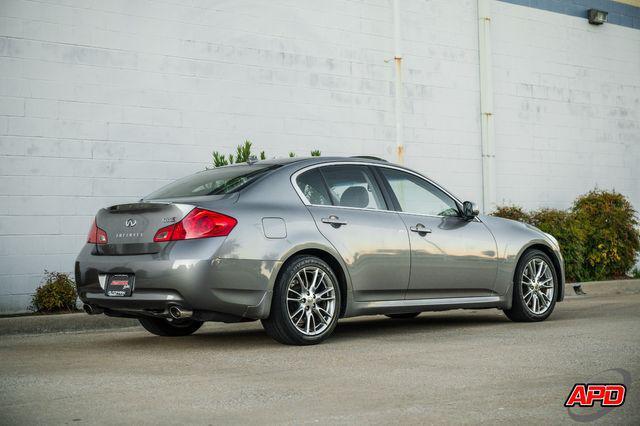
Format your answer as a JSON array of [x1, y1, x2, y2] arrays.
[[145, 165, 278, 199], [379, 168, 459, 217], [320, 165, 386, 210]]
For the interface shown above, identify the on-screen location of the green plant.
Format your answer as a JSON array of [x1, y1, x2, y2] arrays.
[[211, 142, 320, 167], [31, 271, 78, 313], [631, 267, 640, 279], [491, 190, 640, 283], [491, 206, 531, 223], [529, 208, 588, 282], [572, 189, 640, 280], [234, 140, 253, 163], [212, 140, 254, 167], [212, 151, 229, 167]]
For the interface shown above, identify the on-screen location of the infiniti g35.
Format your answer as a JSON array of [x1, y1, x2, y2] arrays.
[[75, 156, 565, 345]]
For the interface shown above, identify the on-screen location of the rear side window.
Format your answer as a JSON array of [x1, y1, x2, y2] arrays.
[[320, 165, 386, 210], [296, 169, 332, 206], [145, 165, 278, 199]]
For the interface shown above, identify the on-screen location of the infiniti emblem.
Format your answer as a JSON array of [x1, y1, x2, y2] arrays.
[[125, 218, 137, 228]]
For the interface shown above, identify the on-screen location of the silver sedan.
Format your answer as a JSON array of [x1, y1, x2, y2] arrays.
[[75, 156, 565, 345]]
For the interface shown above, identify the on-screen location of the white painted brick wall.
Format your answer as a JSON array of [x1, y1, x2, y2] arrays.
[[0, 0, 638, 313], [491, 1, 640, 210]]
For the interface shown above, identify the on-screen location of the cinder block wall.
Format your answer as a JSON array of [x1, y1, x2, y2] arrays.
[[492, 1, 640, 209], [0, 0, 638, 313]]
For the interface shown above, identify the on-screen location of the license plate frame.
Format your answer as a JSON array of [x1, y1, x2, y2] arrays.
[[105, 274, 134, 297]]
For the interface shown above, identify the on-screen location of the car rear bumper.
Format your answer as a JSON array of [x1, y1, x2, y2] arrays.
[[75, 240, 279, 321]]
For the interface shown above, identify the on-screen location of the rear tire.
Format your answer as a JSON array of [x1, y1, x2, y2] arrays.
[[138, 317, 203, 336], [504, 249, 558, 322], [262, 255, 341, 345], [385, 313, 420, 319]]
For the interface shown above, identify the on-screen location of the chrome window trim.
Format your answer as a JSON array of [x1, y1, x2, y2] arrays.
[[290, 161, 467, 220]]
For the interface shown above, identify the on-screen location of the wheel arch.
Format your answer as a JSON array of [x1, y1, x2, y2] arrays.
[[275, 248, 350, 318], [515, 243, 565, 302]]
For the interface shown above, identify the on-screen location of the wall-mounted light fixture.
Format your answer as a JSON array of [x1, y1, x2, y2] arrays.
[[587, 9, 608, 25]]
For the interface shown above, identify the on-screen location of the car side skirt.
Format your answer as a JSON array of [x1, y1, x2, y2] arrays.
[[346, 295, 508, 317]]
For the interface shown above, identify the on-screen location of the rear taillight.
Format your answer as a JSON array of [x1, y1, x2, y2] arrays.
[[153, 208, 237, 242], [87, 218, 108, 244]]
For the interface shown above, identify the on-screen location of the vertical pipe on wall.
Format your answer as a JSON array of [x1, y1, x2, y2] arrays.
[[477, 0, 496, 213], [393, 0, 404, 164]]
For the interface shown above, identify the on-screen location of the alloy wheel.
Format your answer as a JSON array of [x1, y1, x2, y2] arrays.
[[286, 267, 337, 336], [521, 257, 555, 315]]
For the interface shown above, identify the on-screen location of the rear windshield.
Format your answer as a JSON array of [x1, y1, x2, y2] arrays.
[[145, 164, 279, 200]]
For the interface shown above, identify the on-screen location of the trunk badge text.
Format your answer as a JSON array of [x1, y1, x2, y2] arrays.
[[115, 232, 143, 238], [125, 218, 137, 227], [162, 216, 176, 223]]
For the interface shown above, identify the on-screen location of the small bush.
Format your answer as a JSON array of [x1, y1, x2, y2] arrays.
[[572, 189, 640, 280], [491, 190, 640, 282], [491, 206, 531, 223], [529, 208, 588, 282], [31, 271, 78, 313]]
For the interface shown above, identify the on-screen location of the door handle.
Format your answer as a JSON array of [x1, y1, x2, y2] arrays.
[[321, 215, 348, 227], [410, 224, 432, 234]]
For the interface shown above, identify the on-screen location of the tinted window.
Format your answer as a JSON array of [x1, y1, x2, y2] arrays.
[[320, 165, 386, 210], [296, 169, 332, 206], [145, 165, 278, 199], [380, 168, 459, 216]]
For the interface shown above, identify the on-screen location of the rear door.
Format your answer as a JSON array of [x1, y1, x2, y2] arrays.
[[375, 166, 498, 299], [294, 164, 411, 302]]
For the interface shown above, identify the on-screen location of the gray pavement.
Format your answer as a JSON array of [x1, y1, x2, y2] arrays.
[[1, 291, 639, 425]]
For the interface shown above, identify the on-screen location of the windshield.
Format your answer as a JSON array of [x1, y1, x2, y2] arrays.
[[145, 164, 279, 199]]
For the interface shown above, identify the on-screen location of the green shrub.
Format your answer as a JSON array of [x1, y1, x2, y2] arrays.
[[491, 190, 640, 282], [491, 206, 531, 223], [572, 189, 640, 280], [212, 141, 321, 167], [529, 208, 588, 282], [31, 271, 78, 313]]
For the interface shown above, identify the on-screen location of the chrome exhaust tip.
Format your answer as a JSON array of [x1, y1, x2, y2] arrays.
[[83, 304, 104, 315], [168, 305, 193, 319]]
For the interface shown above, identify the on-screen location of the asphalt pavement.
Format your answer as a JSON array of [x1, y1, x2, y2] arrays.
[[1, 290, 638, 425]]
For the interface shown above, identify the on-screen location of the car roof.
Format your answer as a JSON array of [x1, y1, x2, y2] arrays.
[[259, 156, 389, 167]]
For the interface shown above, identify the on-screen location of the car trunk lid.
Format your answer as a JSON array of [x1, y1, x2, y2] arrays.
[[95, 202, 195, 255]]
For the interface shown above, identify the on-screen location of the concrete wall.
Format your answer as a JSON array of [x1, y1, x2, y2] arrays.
[[0, 0, 638, 313]]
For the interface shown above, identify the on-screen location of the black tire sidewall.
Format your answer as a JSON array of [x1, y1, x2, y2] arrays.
[[272, 256, 341, 345]]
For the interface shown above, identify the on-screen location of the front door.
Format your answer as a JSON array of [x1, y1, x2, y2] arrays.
[[295, 164, 411, 301], [376, 167, 498, 299]]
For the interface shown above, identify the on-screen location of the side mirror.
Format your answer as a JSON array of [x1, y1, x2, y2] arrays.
[[462, 201, 479, 219]]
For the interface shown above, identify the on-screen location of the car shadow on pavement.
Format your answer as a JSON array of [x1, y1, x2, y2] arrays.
[[331, 311, 510, 341], [117, 310, 513, 350]]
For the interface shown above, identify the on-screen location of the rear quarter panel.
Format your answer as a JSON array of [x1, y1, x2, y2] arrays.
[[202, 165, 352, 317]]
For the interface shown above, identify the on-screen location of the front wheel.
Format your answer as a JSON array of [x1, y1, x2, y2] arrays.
[[138, 317, 203, 336], [504, 249, 558, 322], [262, 255, 341, 345]]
